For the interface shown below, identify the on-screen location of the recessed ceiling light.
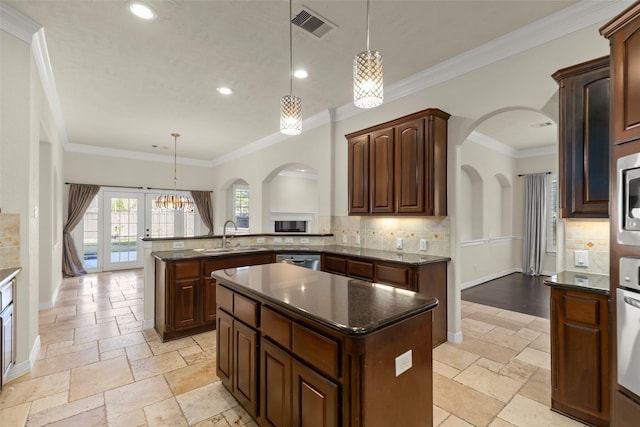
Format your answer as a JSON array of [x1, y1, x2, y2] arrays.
[[217, 87, 233, 95], [128, 1, 157, 20], [294, 69, 308, 79]]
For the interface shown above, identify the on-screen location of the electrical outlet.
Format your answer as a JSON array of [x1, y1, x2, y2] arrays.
[[574, 250, 589, 267], [274, 237, 282, 243], [420, 239, 427, 251], [342, 235, 348, 244], [256, 237, 265, 244], [285, 237, 294, 244], [300, 237, 310, 244], [396, 238, 403, 250], [173, 241, 185, 249], [395, 350, 412, 377], [355, 234, 361, 244]]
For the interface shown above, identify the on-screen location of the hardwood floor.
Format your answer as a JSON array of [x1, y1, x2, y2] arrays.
[[461, 273, 551, 319]]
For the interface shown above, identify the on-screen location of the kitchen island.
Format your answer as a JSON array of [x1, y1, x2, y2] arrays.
[[212, 262, 438, 427]]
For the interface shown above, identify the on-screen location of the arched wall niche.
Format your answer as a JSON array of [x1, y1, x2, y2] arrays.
[[493, 173, 513, 237], [460, 164, 483, 241], [261, 162, 319, 232]]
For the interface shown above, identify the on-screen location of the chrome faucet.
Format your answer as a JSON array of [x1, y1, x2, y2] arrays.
[[222, 220, 238, 248]]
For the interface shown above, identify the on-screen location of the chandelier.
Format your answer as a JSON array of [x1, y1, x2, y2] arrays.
[[280, 0, 302, 135], [353, 0, 383, 109], [154, 133, 194, 211]]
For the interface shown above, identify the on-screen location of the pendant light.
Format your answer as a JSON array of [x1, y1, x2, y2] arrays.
[[154, 133, 194, 211], [280, 0, 302, 135], [353, 0, 383, 109]]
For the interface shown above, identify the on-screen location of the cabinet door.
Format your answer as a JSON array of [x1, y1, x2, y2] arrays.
[[369, 128, 395, 213], [322, 255, 347, 276], [261, 338, 292, 427], [292, 359, 338, 427], [610, 23, 640, 144], [1, 304, 13, 383], [348, 135, 369, 214], [216, 308, 233, 391], [173, 278, 200, 331], [202, 278, 217, 324], [551, 289, 609, 425], [395, 118, 425, 213], [234, 319, 259, 418]]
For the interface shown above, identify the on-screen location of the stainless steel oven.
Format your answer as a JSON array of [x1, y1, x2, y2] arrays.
[[618, 153, 640, 244], [618, 257, 640, 397]]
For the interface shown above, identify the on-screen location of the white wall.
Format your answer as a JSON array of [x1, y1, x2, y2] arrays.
[[269, 174, 318, 215]]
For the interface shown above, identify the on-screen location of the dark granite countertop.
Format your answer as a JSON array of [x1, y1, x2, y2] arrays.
[[142, 233, 333, 242], [0, 267, 21, 287], [211, 263, 439, 335], [544, 271, 610, 295], [152, 244, 450, 266]]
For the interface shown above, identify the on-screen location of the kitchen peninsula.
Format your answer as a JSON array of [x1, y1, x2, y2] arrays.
[[212, 262, 438, 427]]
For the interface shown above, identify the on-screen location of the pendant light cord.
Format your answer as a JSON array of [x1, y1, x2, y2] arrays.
[[289, 0, 293, 96], [172, 133, 179, 192], [366, 0, 370, 51]]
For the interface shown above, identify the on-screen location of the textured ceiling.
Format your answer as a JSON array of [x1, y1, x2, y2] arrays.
[[6, 0, 581, 161]]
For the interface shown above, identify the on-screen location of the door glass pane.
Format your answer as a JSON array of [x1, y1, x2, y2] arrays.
[[150, 199, 176, 238], [82, 196, 99, 269], [110, 197, 138, 264]]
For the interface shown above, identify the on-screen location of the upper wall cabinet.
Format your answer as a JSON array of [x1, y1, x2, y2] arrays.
[[553, 57, 610, 218], [601, 3, 640, 145], [346, 108, 450, 216]]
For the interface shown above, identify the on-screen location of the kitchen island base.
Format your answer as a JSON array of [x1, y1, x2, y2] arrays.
[[213, 263, 437, 427]]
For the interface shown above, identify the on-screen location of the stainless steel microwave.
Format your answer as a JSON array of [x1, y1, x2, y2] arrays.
[[618, 153, 640, 245]]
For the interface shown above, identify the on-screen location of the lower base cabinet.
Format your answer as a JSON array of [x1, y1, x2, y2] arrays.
[[1, 276, 16, 390], [233, 319, 259, 418], [292, 358, 338, 427], [550, 288, 609, 426]]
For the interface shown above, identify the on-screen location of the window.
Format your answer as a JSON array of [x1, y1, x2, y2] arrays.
[[149, 192, 196, 238], [233, 184, 249, 229], [547, 175, 558, 253]]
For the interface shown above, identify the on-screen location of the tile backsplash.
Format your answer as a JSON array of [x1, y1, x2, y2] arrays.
[[0, 213, 20, 269], [563, 219, 609, 275], [330, 216, 450, 257]]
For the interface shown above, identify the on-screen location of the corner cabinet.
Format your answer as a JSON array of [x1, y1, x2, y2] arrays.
[[347, 108, 450, 216], [154, 253, 274, 341], [552, 56, 610, 218], [550, 288, 610, 427]]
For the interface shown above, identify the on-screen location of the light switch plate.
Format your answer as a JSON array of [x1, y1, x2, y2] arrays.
[[256, 237, 265, 244], [285, 237, 294, 244], [574, 250, 589, 267], [342, 235, 348, 244], [173, 241, 185, 249], [395, 350, 412, 377], [274, 237, 282, 243], [396, 238, 403, 250], [420, 239, 427, 251], [300, 237, 310, 244], [355, 234, 361, 244]]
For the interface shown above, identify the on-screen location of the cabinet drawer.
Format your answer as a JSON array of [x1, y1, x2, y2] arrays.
[[292, 323, 339, 379], [564, 293, 601, 326], [262, 307, 292, 350], [324, 255, 347, 275], [174, 261, 200, 279], [216, 285, 234, 313], [376, 263, 410, 288], [347, 259, 374, 280], [234, 293, 259, 328], [0, 280, 12, 313]]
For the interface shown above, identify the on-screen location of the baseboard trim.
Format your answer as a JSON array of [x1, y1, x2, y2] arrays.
[[461, 268, 522, 290], [143, 320, 154, 330], [7, 334, 40, 382], [448, 331, 463, 344], [38, 277, 62, 310]]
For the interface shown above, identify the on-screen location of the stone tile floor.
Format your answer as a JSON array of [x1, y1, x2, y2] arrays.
[[0, 270, 585, 426]]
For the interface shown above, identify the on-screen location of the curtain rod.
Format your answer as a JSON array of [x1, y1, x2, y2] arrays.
[[517, 172, 552, 177], [65, 182, 144, 190]]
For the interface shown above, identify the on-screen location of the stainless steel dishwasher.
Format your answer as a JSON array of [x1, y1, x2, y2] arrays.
[[275, 253, 321, 270]]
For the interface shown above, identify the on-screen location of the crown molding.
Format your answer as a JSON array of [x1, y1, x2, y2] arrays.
[[0, 3, 41, 43], [65, 142, 212, 167], [467, 131, 555, 159]]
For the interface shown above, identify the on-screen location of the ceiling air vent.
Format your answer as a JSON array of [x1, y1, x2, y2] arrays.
[[291, 7, 336, 38]]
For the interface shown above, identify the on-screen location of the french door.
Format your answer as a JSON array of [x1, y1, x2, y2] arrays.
[[102, 191, 145, 270]]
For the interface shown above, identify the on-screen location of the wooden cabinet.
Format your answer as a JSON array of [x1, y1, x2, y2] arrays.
[[154, 252, 273, 341], [216, 286, 260, 418], [0, 277, 15, 390], [321, 253, 447, 347], [346, 108, 449, 216], [550, 288, 609, 426], [553, 57, 610, 218], [292, 358, 339, 427], [261, 338, 292, 427]]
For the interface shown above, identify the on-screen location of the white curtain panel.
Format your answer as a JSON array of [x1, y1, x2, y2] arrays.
[[522, 174, 547, 276]]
